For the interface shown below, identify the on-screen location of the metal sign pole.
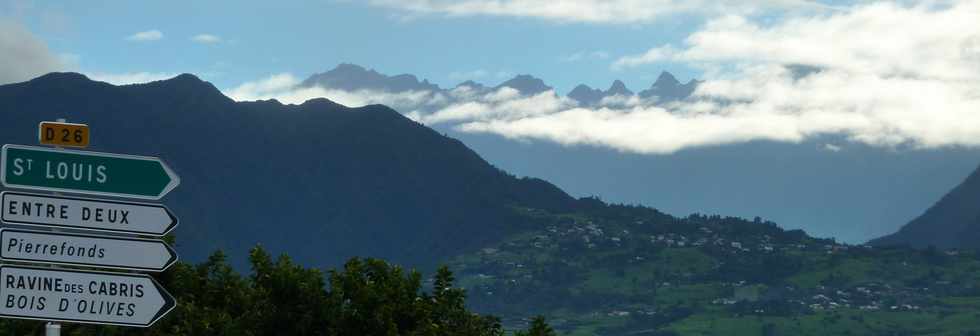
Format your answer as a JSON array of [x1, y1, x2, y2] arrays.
[[45, 117, 67, 336], [45, 322, 61, 336]]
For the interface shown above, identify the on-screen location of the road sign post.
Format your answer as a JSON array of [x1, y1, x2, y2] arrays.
[[0, 265, 175, 327], [0, 229, 178, 272], [1, 145, 180, 200], [1, 124, 180, 330]]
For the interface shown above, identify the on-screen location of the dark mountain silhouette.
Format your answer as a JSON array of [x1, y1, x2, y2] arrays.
[[493, 75, 552, 96], [639, 71, 701, 102], [300, 63, 441, 92], [870, 164, 980, 249], [567, 80, 635, 106], [0, 72, 579, 269]]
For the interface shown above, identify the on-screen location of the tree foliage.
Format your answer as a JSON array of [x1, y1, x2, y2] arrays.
[[0, 246, 549, 336], [513, 316, 555, 336]]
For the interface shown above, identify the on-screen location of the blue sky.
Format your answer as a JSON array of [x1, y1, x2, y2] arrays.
[[8, 0, 716, 92]]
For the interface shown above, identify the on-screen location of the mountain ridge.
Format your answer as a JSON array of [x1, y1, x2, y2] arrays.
[[300, 63, 443, 92], [0, 72, 580, 270]]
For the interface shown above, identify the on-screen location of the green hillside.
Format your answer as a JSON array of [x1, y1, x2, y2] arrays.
[[448, 201, 980, 335]]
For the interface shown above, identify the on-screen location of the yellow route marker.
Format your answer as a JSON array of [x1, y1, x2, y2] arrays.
[[38, 121, 90, 148]]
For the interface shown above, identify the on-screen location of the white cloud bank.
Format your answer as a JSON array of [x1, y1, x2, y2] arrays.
[[599, 0, 980, 152], [366, 0, 833, 24], [0, 20, 66, 84], [226, 1, 980, 154], [126, 29, 163, 41], [463, 0, 980, 153], [224, 73, 449, 110]]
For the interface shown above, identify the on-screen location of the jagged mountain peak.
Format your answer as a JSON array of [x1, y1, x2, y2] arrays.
[[567, 84, 603, 106], [639, 71, 697, 101], [606, 80, 633, 96], [569, 84, 597, 94], [567, 80, 636, 106], [495, 74, 552, 96], [653, 71, 681, 87]]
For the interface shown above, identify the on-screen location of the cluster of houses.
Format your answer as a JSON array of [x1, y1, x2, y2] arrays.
[[705, 282, 930, 315], [538, 219, 858, 255]]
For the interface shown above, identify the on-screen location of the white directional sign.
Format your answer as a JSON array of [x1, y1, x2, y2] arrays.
[[0, 229, 177, 272], [0, 265, 175, 327], [1, 191, 177, 236]]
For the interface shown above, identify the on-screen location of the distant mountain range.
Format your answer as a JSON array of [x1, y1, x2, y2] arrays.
[[296, 63, 980, 249], [870, 163, 980, 249], [299, 63, 699, 104]]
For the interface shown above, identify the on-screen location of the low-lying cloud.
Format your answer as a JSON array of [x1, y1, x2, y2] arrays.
[[224, 73, 449, 111]]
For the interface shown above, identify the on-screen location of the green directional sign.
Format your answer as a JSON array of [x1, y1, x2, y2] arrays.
[[1, 144, 179, 200]]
